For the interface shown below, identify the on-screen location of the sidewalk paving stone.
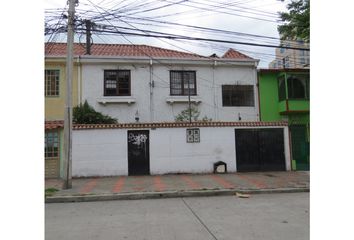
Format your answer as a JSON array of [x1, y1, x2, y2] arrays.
[[45, 171, 309, 202]]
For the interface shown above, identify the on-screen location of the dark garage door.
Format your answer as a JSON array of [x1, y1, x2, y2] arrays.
[[235, 128, 285, 172]]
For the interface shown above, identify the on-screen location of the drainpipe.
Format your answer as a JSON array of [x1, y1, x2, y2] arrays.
[[254, 61, 260, 121], [257, 70, 262, 121], [149, 58, 154, 122], [77, 56, 81, 105], [213, 60, 217, 120]]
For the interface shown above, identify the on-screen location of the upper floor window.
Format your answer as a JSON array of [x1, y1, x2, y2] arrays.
[[287, 75, 309, 99], [45, 70, 59, 96], [278, 74, 309, 101], [45, 131, 59, 158], [170, 71, 196, 96], [222, 85, 255, 107], [104, 70, 131, 96]]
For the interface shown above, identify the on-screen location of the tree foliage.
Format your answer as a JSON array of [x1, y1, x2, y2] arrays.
[[278, 0, 310, 42], [73, 100, 118, 124]]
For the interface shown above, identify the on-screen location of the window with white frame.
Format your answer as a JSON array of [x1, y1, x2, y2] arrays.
[[45, 70, 60, 96]]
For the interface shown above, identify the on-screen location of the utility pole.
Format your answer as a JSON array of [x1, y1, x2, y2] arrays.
[[85, 19, 92, 55], [63, 0, 77, 189]]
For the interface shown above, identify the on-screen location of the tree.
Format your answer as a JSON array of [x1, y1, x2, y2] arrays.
[[73, 100, 118, 124], [278, 0, 310, 42]]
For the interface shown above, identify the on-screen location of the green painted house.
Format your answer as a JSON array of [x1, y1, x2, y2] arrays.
[[258, 69, 309, 171]]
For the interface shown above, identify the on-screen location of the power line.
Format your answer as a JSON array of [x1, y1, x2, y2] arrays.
[[80, 26, 309, 51]]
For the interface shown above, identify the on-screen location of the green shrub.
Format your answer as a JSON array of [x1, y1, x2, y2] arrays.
[[73, 100, 118, 124]]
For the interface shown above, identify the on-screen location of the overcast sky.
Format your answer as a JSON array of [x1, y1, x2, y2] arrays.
[[45, 0, 289, 68]]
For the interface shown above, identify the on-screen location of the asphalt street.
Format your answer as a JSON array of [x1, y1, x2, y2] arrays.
[[45, 192, 309, 240]]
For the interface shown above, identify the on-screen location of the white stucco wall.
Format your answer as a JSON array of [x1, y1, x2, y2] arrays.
[[72, 129, 128, 177], [150, 127, 237, 174], [72, 126, 290, 177], [80, 60, 259, 123]]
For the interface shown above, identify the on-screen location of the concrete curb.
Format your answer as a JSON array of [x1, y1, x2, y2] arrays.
[[45, 187, 309, 203]]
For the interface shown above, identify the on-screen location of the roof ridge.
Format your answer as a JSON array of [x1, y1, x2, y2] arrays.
[[45, 43, 254, 60], [222, 48, 253, 59]]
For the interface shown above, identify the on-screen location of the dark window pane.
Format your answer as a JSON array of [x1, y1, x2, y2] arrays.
[[170, 71, 196, 95], [278, 76, 286, 101], [287, 75, 306, 99], [104, 70, 131, 96], [222, 85, 254, 106]]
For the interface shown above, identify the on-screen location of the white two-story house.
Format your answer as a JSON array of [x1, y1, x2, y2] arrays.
[[48, 43, 260, 123], [46, 43, 291, 176]]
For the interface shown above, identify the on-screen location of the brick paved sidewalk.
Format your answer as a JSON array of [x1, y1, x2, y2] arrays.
[[45, 171, 309, 198]]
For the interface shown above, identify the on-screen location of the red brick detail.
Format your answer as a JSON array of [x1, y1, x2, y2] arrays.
[[180, 175, 201, 189], [112, 177, 125, 193], [154, 176, 166, 192], [79, 179, 98, 194], [73, 121, 288, 130], [210, 175, 235, 189], [45, 120, 64, 130]]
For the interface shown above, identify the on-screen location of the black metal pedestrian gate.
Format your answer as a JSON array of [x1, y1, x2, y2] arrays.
[[128, 130, 150, 175], [235, 128, 286, 172]]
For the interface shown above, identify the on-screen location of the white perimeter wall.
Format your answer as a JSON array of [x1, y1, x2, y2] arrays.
[[72, 126, 290, 177]]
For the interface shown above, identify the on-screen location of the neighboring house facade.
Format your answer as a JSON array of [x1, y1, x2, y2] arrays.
[[258, 69, 310, 170], [44, 44, 79, 178], [269, 39, 310, 69]]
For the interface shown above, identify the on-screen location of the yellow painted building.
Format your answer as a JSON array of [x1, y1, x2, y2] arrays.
[[45, 60, 80, 120], [45, 54, 81, 179]]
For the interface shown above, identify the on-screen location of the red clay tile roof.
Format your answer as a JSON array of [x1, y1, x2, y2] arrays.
[[45, 120, 64, 130], [222, 48, 253, 59], [45, 43, 254, 60], [45, 43, 204, 59], [73, 121, 287, 130]]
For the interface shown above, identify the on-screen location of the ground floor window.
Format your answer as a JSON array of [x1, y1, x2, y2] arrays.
[[45, 131, 59, 158]]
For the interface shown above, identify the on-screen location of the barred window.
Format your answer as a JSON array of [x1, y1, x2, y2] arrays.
[[104, 70, 131, 96], [45, 70, 60, 96], [222, 85, 255, 107], [170, 71, 196, 96], [45, 131, 59, 158]]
